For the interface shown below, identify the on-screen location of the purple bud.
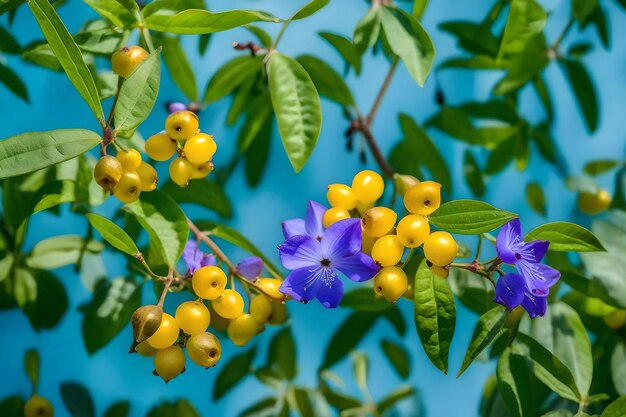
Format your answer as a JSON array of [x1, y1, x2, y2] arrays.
[[166, 101, 187, 114], [235, 257, 264, 281], [200, 254, 217, 268]]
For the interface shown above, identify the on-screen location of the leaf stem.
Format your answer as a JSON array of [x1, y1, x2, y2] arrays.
[[141, 27, 155, 53], [552, 18, 574, 52], [367, 57, 398, 125], [157, 269, 174, 307], [269, 19, 291, 54], [474, 235, 484, 261]]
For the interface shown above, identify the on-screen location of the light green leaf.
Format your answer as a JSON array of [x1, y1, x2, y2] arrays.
[[87, 213, 139, 256], [498, 0, 546, 60], [494, 34, 548, 95], [144, 9, 280, 34], [525, 222, 604, 252], [60, 382, 95, 417], [0, 129, 101, 180], [213, 348, 256, 400], [267, 326, 296, 380], [28, 0, 104, 122], [458, 306, 507, 377], [414, 260, 456, 373], [159, 35, 197, 101], [377, 386, 415, 414], [161, 179, 232, 217], [290, 0, 329, 20], [413, 0, 429, 18], [123, 190, 189, 268], [81, 277, 141, 354], [525, 182, 546, 216], [448, 268, 494, 314], [381, 339, 411, 379], [24, 349, 39, 391], [26, 235, 104, 270], [601, 396, 626, 417], [13, 268, 68, 330], [380, 5, 435, 86], [319, 32, 362, 74], [82, 0, 138, 28], [237, 93, 273, 152], [297, 54, 355, 107], [114, 48, 161, 137], [429, 200, 518, 234], [202, 55, 263, 104], [267, 52, 321, 173], [612, 341, 626, 395], [558, 58, 599, 133], [353, 7, 381, 53]]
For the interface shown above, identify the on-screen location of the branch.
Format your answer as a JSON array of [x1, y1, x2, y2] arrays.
[[367, 58, 398, 124]]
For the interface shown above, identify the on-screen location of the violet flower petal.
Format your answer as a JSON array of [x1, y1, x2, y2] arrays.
[[521, 292, 548, 318], [494, 273, 525, 310], [517, 260, 561, 293], [496, 219, 523, 264], [282, 218, 306, 239], [321, 218, 362, 260], [183, 240, 203, 273], [334, 252, 379, 282], [278, 234, 322, 270], [279, 267, 322, 303], [516, 240, 550, 263], [236, 257, 264, 281], [316, 278, 344, 308], [305, 201, 327, 239]]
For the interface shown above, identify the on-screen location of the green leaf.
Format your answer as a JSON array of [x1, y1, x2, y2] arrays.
[[377, 386, 415, 414], [429, 200, 518, 235], [60, 382, 95, 417], [0, 396, 25, 417], [572, 0, 598, 23], [353, 7, 381, 53], [28, 0, 104, 122], [0, 129, 101, 180], [0, 25, 21, 54], [558, 59, 598, 133], [381, 339, 411, 379], [340, 287, 391, 312], [147, 400, 200, 417], [123, 190, 189, 268], [26, 235, 104, 270], [321, 312, 378, 370], [380, 5, 435, 86], [448, 268, 494, 314], [291, 389, 316, 417], [213, 348, 256, 400], [439, 55, 499, 70], [161, 179, 232, 217], [144, 9, 280, 34], [13, 268, 68, 330], [297, 54, 355, 107], [612, 342, 626, 396], [413, 0, 429, 18], [439, 21, 499, 56], [237, 93, 273, 152], [498, 0, 546, 60], [458, 306, 508, 377], [24, 349, 40, 391], [0, 62, 28, 102], [526, 182, 546, 216], [601, 396, 626, 417], [319, 32, 362, 74], [245, 25, 272, 48], [497, 348, 534, 417], [290, 0, 329, 20], [103, 402, 130, 417], [87, 213, 139, 256], [414, 260, 456, 373], [583, 160, 620, 176], [513, 333, 581, 402], [464, 149, 485, 197], [202, 55, 263, 104], [114, 48, 161, 137], [267, 326, 296, 380], [237, 397, 283, 417], [245, 116, 272, 187], [351, 351, 369, 395], [82, 0, 138, 28], [81, 277, 141, 354], [494, 34, 548, 95], [267, 52, 322, 173], [542, 411, 573, 417], [525, 222, 604, 252], [159, 35, 197, 102]]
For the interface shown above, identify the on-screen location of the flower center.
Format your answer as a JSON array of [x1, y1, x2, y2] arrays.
[[514, 253, 522, 260], [321, 258, 331, 267]]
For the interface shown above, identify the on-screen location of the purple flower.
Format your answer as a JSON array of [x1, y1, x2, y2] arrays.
[[494, 219, 560, 318], [281, 201, 326, 240], [236, 257, 264, 281], [278, 217, 379, 308], [183, 240, 216, 274], [166, 101, 187, 114]]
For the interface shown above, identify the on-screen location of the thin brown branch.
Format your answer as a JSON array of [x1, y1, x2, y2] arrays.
[[353, 118, 395, 178], [367, 58, 398, 125]]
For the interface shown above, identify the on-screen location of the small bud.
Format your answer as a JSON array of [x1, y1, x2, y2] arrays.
[[236, 257, 264, 281], [166, 101, 187, 114], [131, 305, 163, 346], [394, 174, 420, 197]]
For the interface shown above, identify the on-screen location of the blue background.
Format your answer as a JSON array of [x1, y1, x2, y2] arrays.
[[1, 0, 625, 416]]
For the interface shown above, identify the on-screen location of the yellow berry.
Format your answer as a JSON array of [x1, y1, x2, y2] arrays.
[[356, 200, 375, 216], [361, 227, 376, 255], [116, 149, 142, 171], [169, 157, 193, 187], [429, 263, 450, 278], [212, 289, 244, 320], [374, 266, 408, 303], [323, 207, 351, 228], [227, 313, 261, 347], [404, 181, 442, 215], [135, 341, 158, 357], [154, 345, 186, 383], [352, 170, 384, 203], [257, 278, 288, 302], [175, 301, 211, 336], [183, 133, 217, 165], [327, 184, 357, 210], [94, 155, 123, 191], [136, 161, 158, 191], [24, 395, 54, 417], [267, 301, 288, 325], [423, 231, 457, 267], [112, 46, 148, 78], [191, 161, 214, 179], [577, 189, 611, 215], [396, 214, 430, 248], [250, 294, 273, 324], [207, 302, 229, 332], [113, 170, 141, 203], [371, 234, 404, 267], [145, 133, 177, 161], [165, 111, 199, 140], [147, 313, 180, 349], [604, 310, 626, 330], [192, 266, 227, 301], [187, 332, 221, 368], [362, 207, 397, 238]]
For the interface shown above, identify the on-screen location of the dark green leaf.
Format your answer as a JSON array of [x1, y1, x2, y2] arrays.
[[558, 59, 598, 133], [144, 9, 279, 34], [237, 93, 273, 152], [612, 342, 626, 396], [414, 260, 456, 373], [13, 268, 68, 330], [413, 0, 429, 18], [297, 54, 355, 107], [602, 396, 626, 417], [213, 348, 256, 400], [377, 386, 415, 413], [267, 326, 296, 380], [0, 25, 21, 54], [583, 160, 620, 176], [381, 339, 411, 379], [572, 0, 598, 23], [0, 62, 28, 102], [60, 382, 95, 417], [319, 32, 362, 74], [497, 348, 534, 417], [525, 222, 604, 252], [429, 200, 518, 234], [245, 116, 272, 188], [321, 312, 378, 370], [458, 306, 507, 376], [439, 21, 498, 56], [0, 396, 25, 417], [267, 52, 321, 173], [103, 401, 130, 417], [448, 268, 494, 314], [525, 182, 546, 216], [161, 179, 232, 217], [160, 35, 197, 102], [0, 129, 101, 180], [494, 34, 548, 94], [464, 149, 485, 197], [340, 287, 391, 312]]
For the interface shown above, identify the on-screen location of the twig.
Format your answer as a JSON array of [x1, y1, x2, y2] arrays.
[[157, 269, 174, 307], [367, 58, 398, 125]]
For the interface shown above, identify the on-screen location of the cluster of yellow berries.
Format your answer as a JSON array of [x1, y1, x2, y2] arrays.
[[145, 111, 217, 187], [130, 266, 287, 383], [94, 149, 157, 203], [325, 170, 458, 303]]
